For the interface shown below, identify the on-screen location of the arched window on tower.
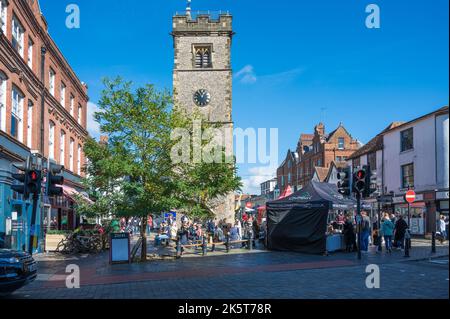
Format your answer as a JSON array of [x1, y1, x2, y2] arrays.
[[194, 46, 212, 68]]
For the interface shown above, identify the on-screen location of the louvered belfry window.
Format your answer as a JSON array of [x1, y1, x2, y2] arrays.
[[194, 46, 212, 68]]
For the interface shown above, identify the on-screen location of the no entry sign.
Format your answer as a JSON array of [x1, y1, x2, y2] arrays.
[[405, 190, 416, 204]]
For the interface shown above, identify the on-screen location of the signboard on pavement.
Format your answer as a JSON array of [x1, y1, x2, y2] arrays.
[[110, 233, 131, 264]]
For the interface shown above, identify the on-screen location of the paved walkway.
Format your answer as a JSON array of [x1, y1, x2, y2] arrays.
[[21, 240, 448, 291]]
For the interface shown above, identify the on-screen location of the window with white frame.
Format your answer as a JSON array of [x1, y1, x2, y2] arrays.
[[60, 130, 66, 166], [48, 121, 55, 159], [338, 138, 345, 150], [27, 38, 34, 69], [70, 94, 74, 116], [11, 86, 24, 142], [69, 138, 74, 172], [12, 15, 25, 57], [27, 100, 33, 148], [78, 104, 82, 125], [49, 68, 55, 96], [77, 144, 82, 175], [0, 0, 7, 34], [0, 71, 6, 132], [60, 82, 66, 107]]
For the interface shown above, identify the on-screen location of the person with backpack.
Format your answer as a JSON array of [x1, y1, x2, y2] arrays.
[[381, 213, 394, 253]]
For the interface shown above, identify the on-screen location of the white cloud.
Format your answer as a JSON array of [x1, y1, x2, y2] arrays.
[[235, 65, 257, 84], [260, 67, 305, 84], [240, 165, 277, 194], [87, 102, 101, 138]]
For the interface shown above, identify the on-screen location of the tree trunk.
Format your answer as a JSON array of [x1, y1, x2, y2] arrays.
[[141, 216, 147, 262]]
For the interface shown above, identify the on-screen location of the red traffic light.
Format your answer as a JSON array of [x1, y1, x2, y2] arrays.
[[29, 171, 38, 181], [356, 170, 366, 180]]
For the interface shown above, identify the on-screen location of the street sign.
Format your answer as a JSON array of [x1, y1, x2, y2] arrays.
[[405, 190, 416, 204], [246, 202, 253, 208]]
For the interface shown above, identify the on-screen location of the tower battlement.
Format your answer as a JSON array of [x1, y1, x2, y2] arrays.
[[172, 11, 233, 35]]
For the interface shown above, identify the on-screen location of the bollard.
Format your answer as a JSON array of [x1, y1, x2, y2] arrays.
[[404, 230, 410, 258], [226, 234, 230, 253], [432, 231, 436, 254], [202, 235, 207, 256], [248, 238, 252, 251], [176, 238, 182, 259]]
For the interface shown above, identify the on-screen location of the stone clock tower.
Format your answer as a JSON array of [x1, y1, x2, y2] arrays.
[[172, 10, 235, 222]]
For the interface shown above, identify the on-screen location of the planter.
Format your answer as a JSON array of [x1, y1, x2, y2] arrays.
[[45, 234, 67, 252]]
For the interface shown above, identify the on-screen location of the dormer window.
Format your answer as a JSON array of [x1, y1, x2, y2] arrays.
[[194, 46, 212, 68]]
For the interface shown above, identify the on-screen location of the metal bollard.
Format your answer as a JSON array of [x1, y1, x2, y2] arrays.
[[248, 238, 252, 251], [176, 238, 182, 259], [404, 230, 410, 258], [432, 231, 436, 254], [226, 234, 230, 253], [202, 236, 207, 256]]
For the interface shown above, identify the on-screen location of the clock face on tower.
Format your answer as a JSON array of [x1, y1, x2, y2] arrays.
[[193, 89, 211, 107]]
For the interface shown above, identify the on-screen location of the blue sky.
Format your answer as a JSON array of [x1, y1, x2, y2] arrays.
[[40, 0, 449, 194]]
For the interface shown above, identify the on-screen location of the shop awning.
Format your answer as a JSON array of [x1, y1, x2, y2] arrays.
[[62, 185, 94, 204], [278, 185, 293, 199]]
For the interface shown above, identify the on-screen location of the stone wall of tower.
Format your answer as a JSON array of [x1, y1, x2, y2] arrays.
[[172, 13, 235, 223]]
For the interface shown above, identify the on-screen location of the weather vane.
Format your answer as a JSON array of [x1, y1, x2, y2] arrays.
[[186, 0, 192, 18]]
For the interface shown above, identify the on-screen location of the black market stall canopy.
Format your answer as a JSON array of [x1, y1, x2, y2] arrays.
[[266, 181, 356, 254]]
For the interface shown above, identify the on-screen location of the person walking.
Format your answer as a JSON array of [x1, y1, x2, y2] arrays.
[[361, 211, 371, 253], [437, 215, 448, 243], [343, 216, 355, 252], [381, 213, 394, 253], [147, 215, 153, 235], [234, 220, 242, 240], [394, 215, 408, 250]]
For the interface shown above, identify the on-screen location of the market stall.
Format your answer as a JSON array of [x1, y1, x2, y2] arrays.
[[266, 181, 356, 254]]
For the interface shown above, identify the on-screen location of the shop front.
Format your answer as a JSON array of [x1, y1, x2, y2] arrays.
[[436, 190, 449, 238], [392, 192, 437, 237]]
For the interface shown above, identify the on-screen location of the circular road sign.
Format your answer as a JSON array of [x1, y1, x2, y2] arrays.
[[405, 190, 416, 204]]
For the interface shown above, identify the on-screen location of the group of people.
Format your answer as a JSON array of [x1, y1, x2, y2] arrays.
[[342, 211, 412, 254]]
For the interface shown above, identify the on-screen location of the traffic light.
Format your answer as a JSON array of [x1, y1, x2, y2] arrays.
[[353, 167, 367, 195], [364, 165, 378, 198], [337, 167, 351, 196], [46, 163, 64, 197], [11, 163, 29, 198], [26, 170, 42, 197]]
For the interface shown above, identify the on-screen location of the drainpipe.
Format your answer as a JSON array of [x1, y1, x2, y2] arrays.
[[40, 46, 46, 154]]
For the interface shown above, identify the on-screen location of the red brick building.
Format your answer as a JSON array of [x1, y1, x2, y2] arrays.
[[277, 123, 360, 194], [1, 0, 89, 237]]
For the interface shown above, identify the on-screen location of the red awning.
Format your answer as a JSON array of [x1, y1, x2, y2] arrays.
[[278, 185, 293, 199], [62, 185, 94, 204]]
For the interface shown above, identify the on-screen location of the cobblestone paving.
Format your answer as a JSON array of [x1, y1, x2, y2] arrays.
[[4, 241, 448, 299], [8, 259, 449, 299]]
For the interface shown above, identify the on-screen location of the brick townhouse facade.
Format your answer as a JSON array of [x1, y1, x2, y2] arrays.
[[0, 0, 89, 252], [277, 123, 361, 194]]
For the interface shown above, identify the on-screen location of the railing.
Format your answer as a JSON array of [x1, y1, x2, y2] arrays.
[[174, 10, 231, 21], [175, 234, 254, 258]]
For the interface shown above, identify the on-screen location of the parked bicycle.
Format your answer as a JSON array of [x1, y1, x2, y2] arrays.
[[56, 231, 103, 255]]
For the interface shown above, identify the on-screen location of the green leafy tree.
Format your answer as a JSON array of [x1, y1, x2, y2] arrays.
[[78, 77, 241, 261]]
